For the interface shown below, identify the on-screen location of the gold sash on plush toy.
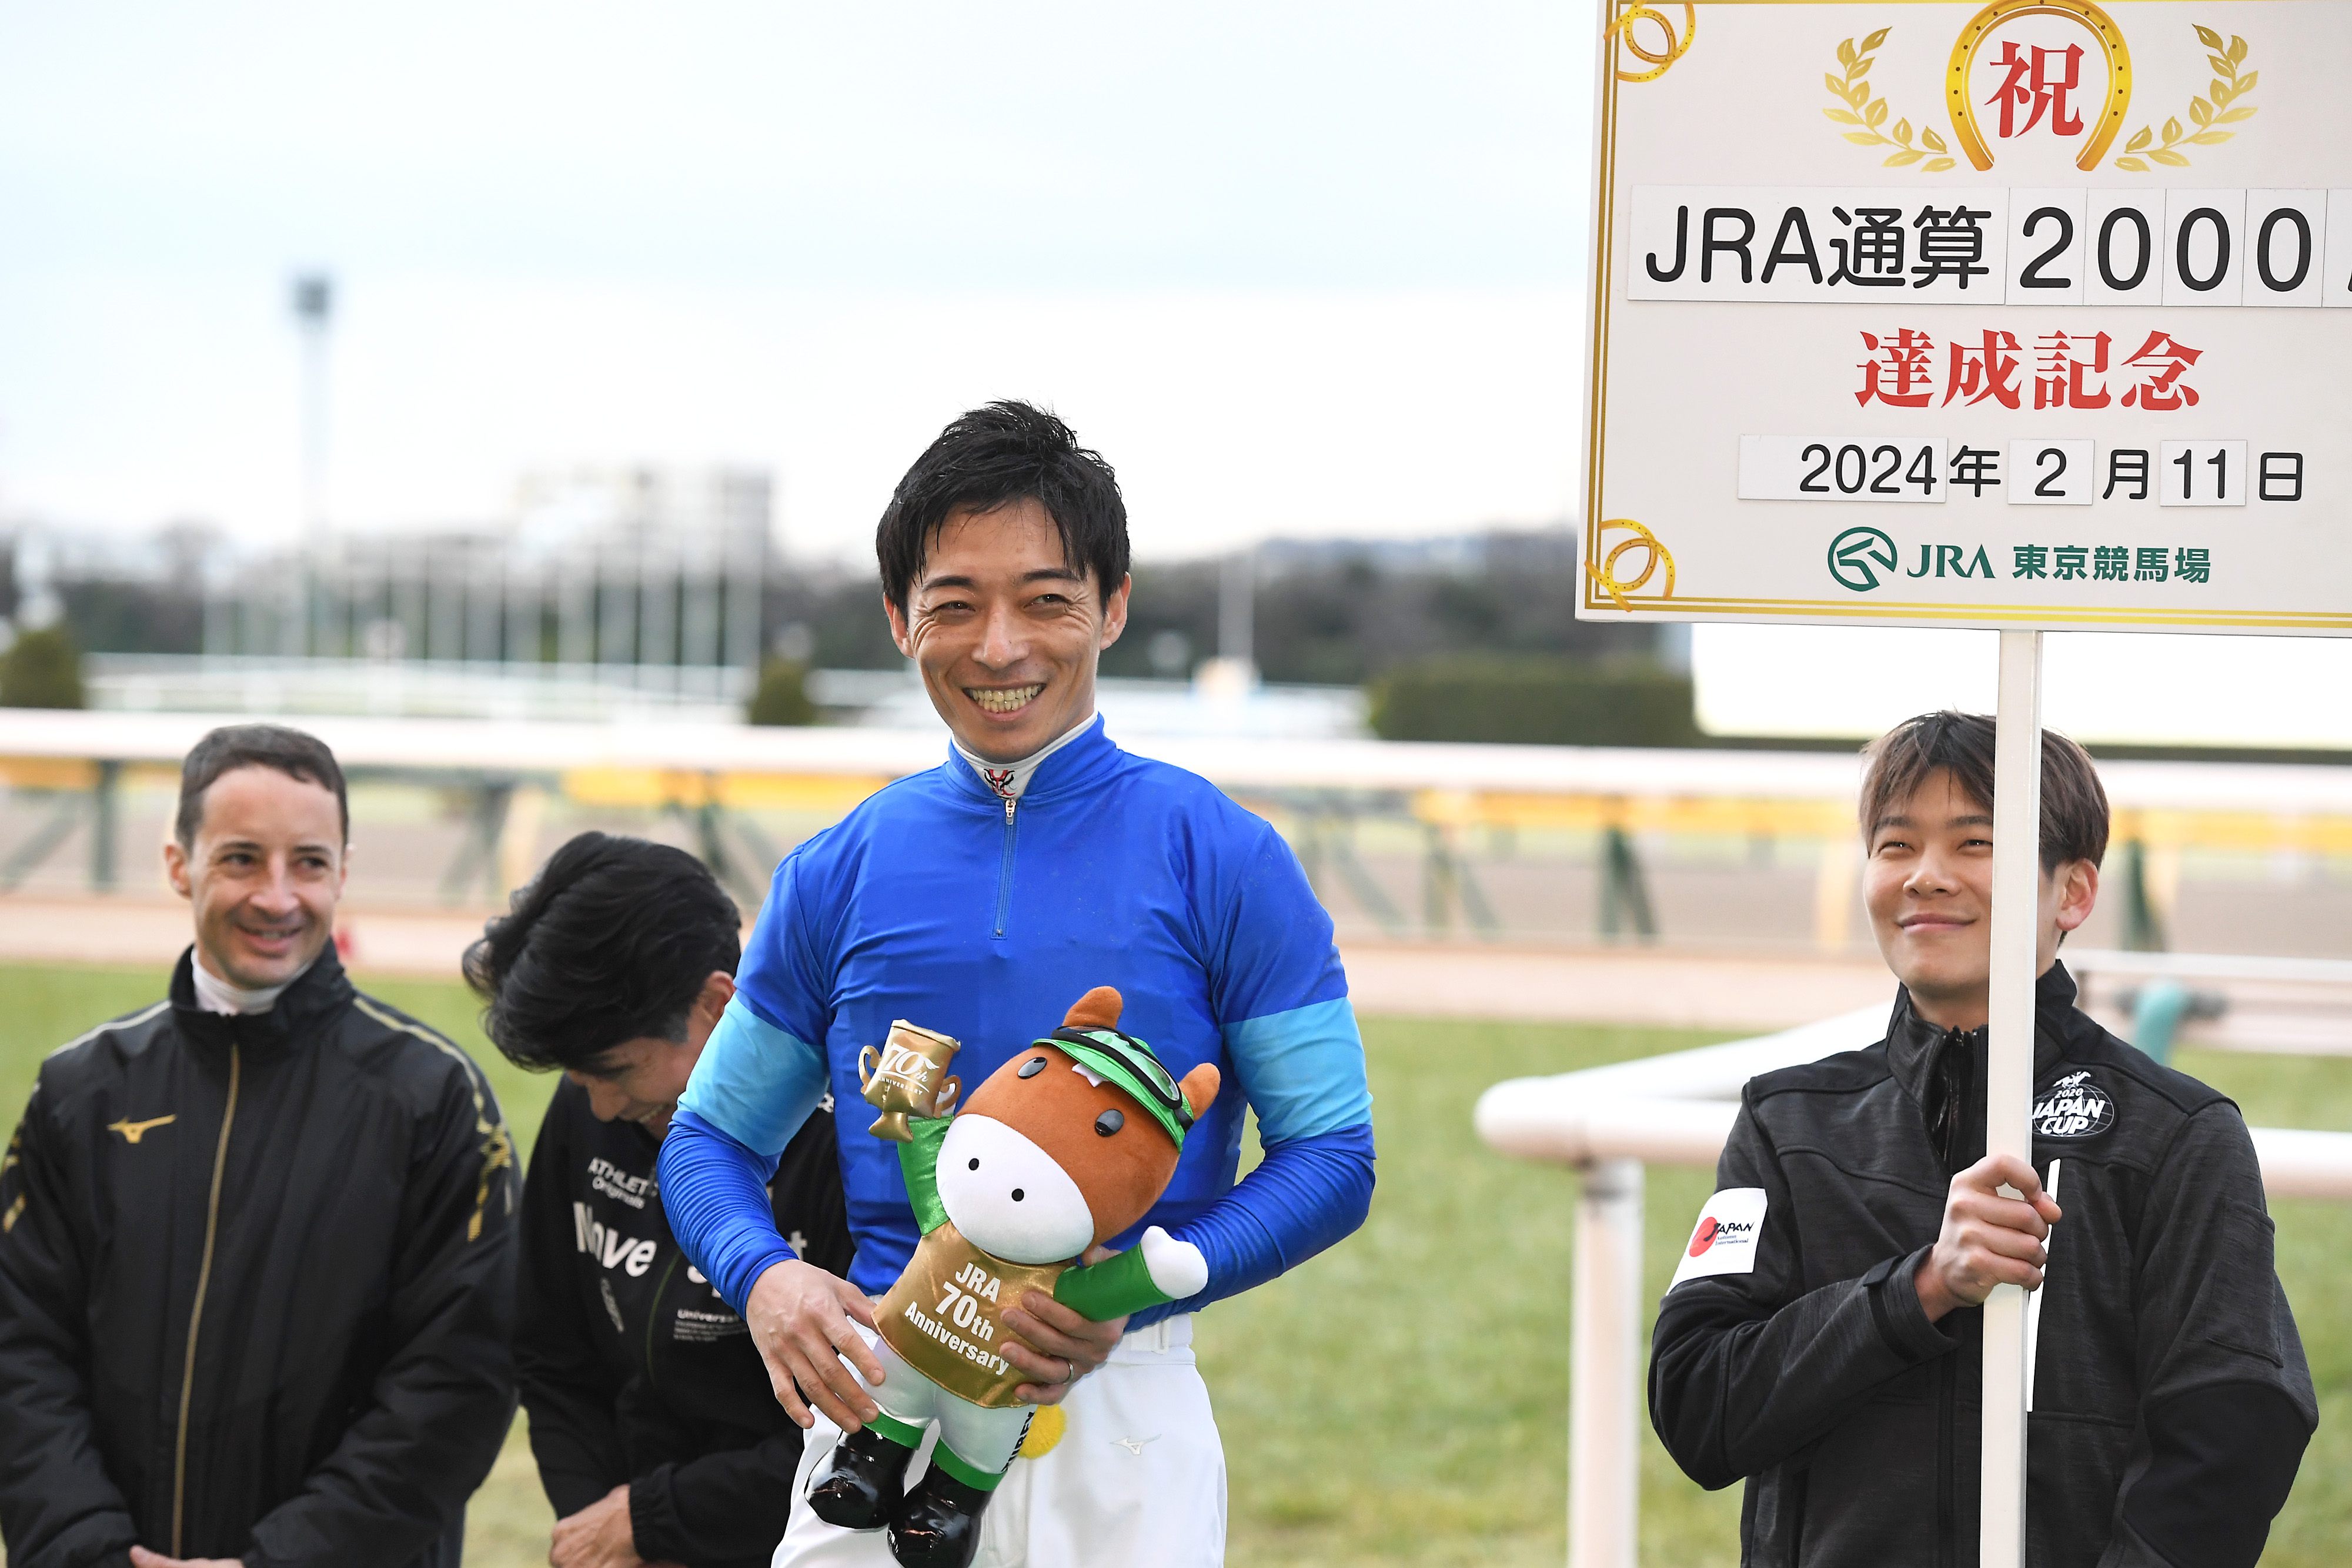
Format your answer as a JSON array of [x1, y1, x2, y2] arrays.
[[876, 1222, 1068, 1410]]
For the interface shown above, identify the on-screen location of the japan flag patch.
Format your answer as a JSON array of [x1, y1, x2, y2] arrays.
[[1669, 1188, 1769, 1288]]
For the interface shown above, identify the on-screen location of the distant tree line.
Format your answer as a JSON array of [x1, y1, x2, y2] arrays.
[[11, 527, 1707, 743], [768, 529, 1664, 686]]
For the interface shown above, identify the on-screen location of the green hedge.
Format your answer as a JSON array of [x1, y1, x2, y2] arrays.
[[1367, 657, 1698, 747], [747, 658, 816, 726], [0, 627, 85, 709]]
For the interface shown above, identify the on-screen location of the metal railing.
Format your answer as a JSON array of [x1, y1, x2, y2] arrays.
[[83, 654, 754, 723]]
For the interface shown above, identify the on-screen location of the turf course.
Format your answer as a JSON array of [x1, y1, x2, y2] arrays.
[[1, 962, 2347, 1566]]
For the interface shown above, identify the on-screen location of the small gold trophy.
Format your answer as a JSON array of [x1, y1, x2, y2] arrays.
[[857, 1021, 964, 1142]]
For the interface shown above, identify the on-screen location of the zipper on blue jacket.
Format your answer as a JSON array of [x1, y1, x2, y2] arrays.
[[993, 796, 1017, 938]]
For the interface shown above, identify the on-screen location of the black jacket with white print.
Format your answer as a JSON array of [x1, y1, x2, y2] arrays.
[[517, 1076, 852, 1568], [1649, 962, 2314, 1568]]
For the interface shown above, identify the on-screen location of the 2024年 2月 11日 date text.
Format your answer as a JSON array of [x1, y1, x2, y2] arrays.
[[1737, 437, 2305, 507]]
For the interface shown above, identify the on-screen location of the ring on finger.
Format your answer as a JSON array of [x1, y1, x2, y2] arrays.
[[1062, 1356, 1077, 1384]]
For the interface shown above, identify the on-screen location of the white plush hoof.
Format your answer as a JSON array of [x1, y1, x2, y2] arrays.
[[1139, 1225, 1208, 1299]]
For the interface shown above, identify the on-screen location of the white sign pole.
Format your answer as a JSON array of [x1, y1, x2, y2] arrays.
[[1981, 627, 2043, 1568], [1566, 1158, 1645, 1568]]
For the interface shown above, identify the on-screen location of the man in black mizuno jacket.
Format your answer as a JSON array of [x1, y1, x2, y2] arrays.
[[1650, 714, 2314, 1568], [0, 726, 517, 1568]]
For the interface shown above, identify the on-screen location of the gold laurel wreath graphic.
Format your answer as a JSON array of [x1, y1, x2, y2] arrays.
[[1585, 520, 1677, 612], [2113, 25, 2256, 170], [1825, 29, 1959, 171], [1607, 2, 1695, 83]]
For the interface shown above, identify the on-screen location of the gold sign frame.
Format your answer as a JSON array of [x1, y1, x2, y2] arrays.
[[1581, 0, 2352, 633]]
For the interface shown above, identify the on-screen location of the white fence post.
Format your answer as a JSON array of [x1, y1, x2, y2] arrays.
[[1568, 1156, 1645, 1568]]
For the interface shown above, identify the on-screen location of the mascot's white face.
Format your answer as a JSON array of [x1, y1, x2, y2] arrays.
[[936, 1114, 1097, 1265]]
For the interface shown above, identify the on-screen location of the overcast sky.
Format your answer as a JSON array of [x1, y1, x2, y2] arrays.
[[0, 2, 1596, 562]]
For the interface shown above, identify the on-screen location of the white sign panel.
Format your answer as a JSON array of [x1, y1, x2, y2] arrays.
[[1579, 0, 2352, 633]]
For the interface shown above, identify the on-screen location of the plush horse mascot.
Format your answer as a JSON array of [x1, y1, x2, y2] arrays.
[[807, 988, 1219, 1568]]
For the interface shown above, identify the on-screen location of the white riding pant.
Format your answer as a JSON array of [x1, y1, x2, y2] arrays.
[[774, 1314, 1226, 1568]]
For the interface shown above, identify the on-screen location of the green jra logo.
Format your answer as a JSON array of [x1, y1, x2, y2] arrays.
[[1826, 534, 1997, 587], [1825, 533, 1994, 594], [1907, 543, 1996, 579]]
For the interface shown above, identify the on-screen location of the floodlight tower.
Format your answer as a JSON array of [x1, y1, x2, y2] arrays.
[[1194, 544, 1261, 713], [291, 273, 333, 541], [1218, 546, 1255, 674], [291, 273, 335, 656]]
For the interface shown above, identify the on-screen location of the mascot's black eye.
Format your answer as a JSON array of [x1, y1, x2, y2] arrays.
[[1011, 1188, 1025, 1202], [1095, 1109, 1125, 1136], [968, 1159, 980, 1171], [1018, 1057, 1047, 1078]]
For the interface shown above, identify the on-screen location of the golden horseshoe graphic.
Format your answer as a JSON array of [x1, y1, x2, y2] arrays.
[[1585, 520, 1678, 612], [1607, 2, 1696, 83], [1946, 0, 2132, 172]]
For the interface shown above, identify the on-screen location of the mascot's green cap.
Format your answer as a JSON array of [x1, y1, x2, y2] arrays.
[[1043, 1026, 1195, 1148]]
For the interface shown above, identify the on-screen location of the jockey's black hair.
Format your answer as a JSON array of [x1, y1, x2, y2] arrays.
[[463, 831, 740, 1072], [876, 400, 1130, 613]]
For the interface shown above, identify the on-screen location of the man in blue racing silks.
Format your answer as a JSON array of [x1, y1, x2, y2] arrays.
[[657, 400, 1376, 1568]]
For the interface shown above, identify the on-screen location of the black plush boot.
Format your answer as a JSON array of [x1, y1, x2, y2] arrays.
[[805, 1426, 914, 1530], [886, 1464, 996, 1568]]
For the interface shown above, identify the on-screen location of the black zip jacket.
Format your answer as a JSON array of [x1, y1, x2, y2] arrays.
[[517, 1078, 853, 1568], [1650, 963, 2315, 1568], [0, 947, 519, 1568]]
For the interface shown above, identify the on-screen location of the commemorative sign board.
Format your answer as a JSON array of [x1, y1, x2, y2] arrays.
[[1578, 0, 2352, 633]]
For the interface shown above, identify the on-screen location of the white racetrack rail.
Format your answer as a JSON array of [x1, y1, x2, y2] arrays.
[[4, 707, 2352, 814], [1475, 1002, 2352, 1195]]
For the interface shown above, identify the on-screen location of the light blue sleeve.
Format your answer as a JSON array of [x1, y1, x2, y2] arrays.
[[1225, 995, 1374, 1144], [677, 995, 830, 1159]]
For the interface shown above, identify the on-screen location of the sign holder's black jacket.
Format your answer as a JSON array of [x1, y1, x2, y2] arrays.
[[1649, 964, 2315, 1568], [0, 948, 519, 1568], [517, 1078, 853, 1568]]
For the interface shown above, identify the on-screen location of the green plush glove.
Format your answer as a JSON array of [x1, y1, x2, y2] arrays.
[[897, 1116, 953, 1235], [1051, 1243, 1175, 1322]]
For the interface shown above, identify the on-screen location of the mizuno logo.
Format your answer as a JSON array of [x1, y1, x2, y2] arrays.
[[108, 1114, 176, 1144]]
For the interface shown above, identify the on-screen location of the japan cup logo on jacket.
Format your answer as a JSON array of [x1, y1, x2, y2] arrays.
[[2033, 1069, 2115, 1139]]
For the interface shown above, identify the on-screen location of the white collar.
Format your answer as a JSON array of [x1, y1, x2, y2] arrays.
[[191, 955, 312, 1015], [953, 715, 1096, 802]]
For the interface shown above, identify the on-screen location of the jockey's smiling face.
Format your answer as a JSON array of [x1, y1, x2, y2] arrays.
[[887, 497, 1131, 766], [164, 765, 348, 991]]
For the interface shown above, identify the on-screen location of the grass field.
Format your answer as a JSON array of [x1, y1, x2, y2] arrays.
[[2, 962, 2348, 1566]]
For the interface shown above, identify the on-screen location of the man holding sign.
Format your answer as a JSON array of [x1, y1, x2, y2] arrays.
[[1648, 713, 2313, 1567]]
